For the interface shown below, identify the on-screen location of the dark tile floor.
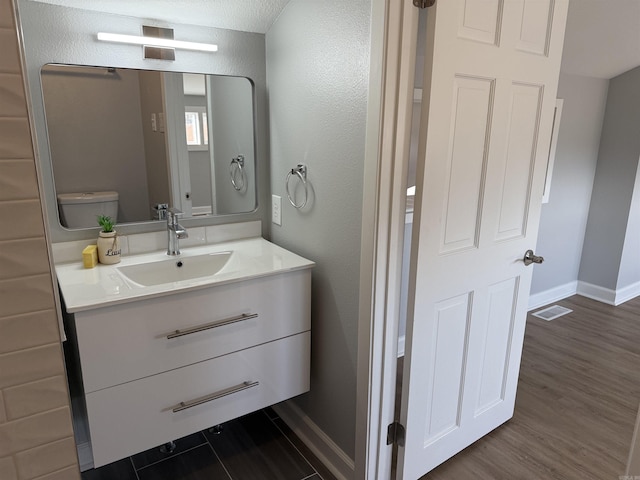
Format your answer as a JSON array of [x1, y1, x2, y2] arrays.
[[81, 408, 337, 480]]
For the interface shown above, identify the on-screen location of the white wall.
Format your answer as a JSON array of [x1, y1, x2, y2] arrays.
[[266, 0, 371, 460], [579, 66, 640, 292], [530, 73, 608, 298]]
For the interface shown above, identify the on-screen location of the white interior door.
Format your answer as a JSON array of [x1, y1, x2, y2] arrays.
[[398, 1, 568, 478]]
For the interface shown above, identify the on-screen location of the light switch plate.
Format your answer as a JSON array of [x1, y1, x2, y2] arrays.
[[272, 195, 282, 226], [158, 113, 166, 133]]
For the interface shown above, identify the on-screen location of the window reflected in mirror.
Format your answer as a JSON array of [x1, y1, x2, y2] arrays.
[[185, 107, 208, 150]]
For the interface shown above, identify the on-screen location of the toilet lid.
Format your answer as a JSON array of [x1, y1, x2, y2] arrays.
[[57, 191, 118, 204]]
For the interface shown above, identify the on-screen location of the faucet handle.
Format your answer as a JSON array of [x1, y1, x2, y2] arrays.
[[167, 207, 184, 225]]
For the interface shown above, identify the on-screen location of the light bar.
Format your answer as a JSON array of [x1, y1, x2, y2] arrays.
[[97, 32, 218, 52]]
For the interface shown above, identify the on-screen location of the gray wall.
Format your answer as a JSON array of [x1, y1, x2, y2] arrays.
[[266, 0, 371, 459], [138, 70, 171, 213], [531, 73, 608, 294], [18, 1, 269, 242], [209, 76, 256, 214], [41, 65, 151, 224], [579, 66, 640, 290]]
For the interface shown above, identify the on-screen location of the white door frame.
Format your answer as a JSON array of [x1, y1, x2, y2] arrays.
[[163, 72, 192, 215], [355, 0, 419, 478], [627, 402, 640, 475]]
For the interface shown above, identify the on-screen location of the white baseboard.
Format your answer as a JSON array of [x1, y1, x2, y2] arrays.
[[77, 442, 93, 472], [273, 401, 355, 480], [576, 281, 617, 305], [615, 281, 640, 305], [397, 335, 405, 358], [528, 280, 640, 309], [528, 281, 577, 311], [575, 280, 640, 306]]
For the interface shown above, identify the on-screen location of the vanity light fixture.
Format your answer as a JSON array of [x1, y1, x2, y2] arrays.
[[96, 32, 218, 52], [97, 26, 218, 61]]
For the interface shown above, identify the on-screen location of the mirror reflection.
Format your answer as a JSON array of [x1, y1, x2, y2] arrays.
[[40, 64, 256, 229]]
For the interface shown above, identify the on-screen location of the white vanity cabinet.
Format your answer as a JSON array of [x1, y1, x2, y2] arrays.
[[69, 268, 311, 468]]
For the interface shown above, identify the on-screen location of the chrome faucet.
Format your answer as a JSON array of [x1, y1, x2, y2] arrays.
[[167, 207, 188, 256]]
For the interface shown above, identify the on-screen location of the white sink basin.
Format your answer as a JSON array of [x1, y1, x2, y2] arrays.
[[118, 251, 232, 286], [56, 238, 316, 313]]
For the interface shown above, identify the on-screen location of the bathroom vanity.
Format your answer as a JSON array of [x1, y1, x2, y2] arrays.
[[56, 237, 314, 468]]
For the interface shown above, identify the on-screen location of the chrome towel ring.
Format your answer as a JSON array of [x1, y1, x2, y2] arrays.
[[286, 164, 308, 209], [229, 155, 246, 191]]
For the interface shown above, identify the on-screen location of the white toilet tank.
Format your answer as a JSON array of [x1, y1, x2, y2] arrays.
[[57, 191, 119, 229]]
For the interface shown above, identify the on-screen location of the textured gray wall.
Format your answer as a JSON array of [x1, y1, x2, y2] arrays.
[[18, 1, 269, 242], [579, 66, 640, 290], [530, 73, 608, 295], [266, 0, 371, 459]]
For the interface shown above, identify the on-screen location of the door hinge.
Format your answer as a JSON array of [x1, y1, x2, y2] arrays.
[[413, 0, 436, 8], [387, 422, 406, 447]]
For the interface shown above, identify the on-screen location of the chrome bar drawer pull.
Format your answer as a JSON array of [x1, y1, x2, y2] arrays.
[[171, 381, 259, 413], [166, 313, 258, 339]]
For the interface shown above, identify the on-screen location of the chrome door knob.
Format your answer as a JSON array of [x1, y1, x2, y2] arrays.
[[523, 249, 544, 266]]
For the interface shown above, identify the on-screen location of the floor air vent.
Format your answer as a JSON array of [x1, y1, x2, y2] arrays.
[[532, 305, 573, 321]]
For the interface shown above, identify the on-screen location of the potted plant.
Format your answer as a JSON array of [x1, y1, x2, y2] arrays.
[[96, 215, 121, 264]]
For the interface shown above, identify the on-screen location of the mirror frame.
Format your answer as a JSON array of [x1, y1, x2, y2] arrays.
[[40, 63, 258, 230], [19, 1, 269, 243]]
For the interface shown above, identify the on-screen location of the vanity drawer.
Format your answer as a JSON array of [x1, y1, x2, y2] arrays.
[[86, 332, 310, 468], [75, 269, 310, 393]]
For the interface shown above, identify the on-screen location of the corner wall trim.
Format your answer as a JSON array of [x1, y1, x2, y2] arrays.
[[528, 281, 578, 311], [397, 335, 406, 358], [273, 401, 355, 480], [77, 442, 93, 472], [576, 281, 617, 305], [614, 280, 640, 306]]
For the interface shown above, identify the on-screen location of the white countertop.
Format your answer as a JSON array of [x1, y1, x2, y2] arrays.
[[56, 237, 314, 313]]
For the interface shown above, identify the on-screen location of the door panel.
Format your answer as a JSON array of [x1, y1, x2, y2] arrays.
[[397, 1, 568, 478], [496, 82, 543, 241], [424, 293, 471, 444], [516, 0, 555, 55], [441, 76, 494, 253], [457, 0, 503, 45], [474, 277, 519, 415]]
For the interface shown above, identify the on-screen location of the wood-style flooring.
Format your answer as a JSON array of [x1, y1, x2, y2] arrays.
[[421, 294, 640, 480]]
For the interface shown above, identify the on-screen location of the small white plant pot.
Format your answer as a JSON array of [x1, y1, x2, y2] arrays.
[[97, 231, 121, 264]]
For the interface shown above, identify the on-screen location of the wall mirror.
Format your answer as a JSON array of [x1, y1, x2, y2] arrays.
[[40, 64, 257, 229]]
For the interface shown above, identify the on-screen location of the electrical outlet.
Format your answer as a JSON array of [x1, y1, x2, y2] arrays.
[[272, 195, 282, 226]]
